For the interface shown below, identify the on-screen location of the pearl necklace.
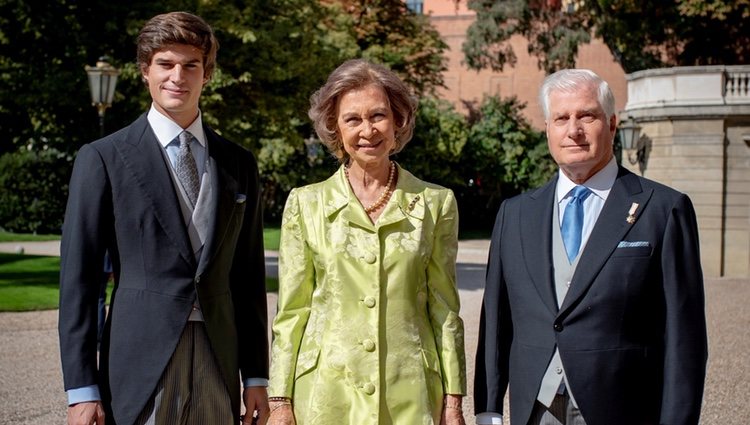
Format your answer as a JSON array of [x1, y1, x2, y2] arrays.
[[345, 161, 396, 214]]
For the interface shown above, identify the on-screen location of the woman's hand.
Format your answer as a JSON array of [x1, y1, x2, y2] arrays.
[[440, 394, 466, 425], [267, 400, 296, 425]]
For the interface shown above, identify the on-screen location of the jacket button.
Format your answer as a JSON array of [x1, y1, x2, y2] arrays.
[[363, 252, 376, 264], [362, 339, 375, 352], [362, 383, 376, 395], [195, 276, 201, 284], [553, 323, 563, 332], [364, 297, 376, 308]]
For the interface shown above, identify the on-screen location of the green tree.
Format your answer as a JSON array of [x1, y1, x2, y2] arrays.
[[462, 0, 750, 73], [0, 148, 71, 233], [337, 0, 448, 95], [462, 95, 555, 227], [0, 0, 450, 225], [401, 95, 555, 232], [197, 0, 449, 220], [396, 97, 469, 187], [462, 0, 591, 74]]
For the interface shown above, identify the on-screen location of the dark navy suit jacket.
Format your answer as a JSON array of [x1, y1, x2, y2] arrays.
[[474, 166, 708, 425], [59, 114, 268, 425]]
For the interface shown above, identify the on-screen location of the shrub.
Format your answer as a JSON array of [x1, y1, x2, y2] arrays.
[[0, 148, 72, 234]]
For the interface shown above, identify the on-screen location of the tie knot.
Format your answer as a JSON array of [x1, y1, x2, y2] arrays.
[[569, 185, 591, 202], [179, 131, 193, 147]]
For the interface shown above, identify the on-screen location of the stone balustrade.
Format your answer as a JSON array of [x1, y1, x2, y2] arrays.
[[625, 65, 750, 117], [725, 68, 750, 102]]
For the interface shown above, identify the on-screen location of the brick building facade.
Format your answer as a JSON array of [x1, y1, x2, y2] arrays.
[[420, 0, 627, 129]]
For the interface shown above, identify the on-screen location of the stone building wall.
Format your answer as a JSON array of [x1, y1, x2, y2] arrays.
[[623, 66, 750, 277]]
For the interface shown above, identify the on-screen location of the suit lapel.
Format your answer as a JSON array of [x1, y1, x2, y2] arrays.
[[196, 127, 239, 275], [559, 167, 654, 315], [115, 114, 196, 268], [521, 180, 558, 315]]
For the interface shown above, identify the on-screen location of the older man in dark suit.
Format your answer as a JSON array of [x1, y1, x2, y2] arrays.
[[59, 12, 269, 425], [474, 69, 708, 425]]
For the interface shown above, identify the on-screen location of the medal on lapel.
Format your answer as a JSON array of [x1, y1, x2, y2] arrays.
[[626, 202, 639, 224]]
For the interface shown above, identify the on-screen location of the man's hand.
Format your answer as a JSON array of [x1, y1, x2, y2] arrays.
[[67, 401, 105, 425], [243, 386, 269, 425]]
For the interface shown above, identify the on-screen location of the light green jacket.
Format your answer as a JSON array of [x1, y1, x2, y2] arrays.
[[269, 164, 466, 425]]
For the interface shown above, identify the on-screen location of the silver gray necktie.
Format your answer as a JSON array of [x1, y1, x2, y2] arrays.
[[175, 131, 200, 207]]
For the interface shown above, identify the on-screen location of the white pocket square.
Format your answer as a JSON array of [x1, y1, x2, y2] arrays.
[[618, 241, 650, 248], [235, 194, 247, 204]]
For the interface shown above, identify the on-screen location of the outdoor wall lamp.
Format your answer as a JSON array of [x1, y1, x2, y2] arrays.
[[618, 118, 644, 166]]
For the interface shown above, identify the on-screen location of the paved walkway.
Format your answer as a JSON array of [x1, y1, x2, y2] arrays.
[[0, 239, 492, 264], [0, 240, 747, 424], [0, 241, 61, 256]]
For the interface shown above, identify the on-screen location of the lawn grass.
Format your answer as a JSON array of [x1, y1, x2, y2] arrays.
[[0, 231, 61, 242], [0, 251, 279, 312], [263, 227, 280, 251], [0, 253, 61, 311]]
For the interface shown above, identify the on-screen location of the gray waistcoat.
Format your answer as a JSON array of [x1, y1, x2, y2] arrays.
[[160, 145, 216, 321], [537, 198, 583, 407]]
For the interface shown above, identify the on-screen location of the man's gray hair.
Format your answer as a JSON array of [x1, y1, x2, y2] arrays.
[[539, 69, 615, 120]]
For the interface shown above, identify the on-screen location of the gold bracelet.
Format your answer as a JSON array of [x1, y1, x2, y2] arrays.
[[269, 400, 292, 414], [268, 396, 291, 402], [445, 405, 463, 412]]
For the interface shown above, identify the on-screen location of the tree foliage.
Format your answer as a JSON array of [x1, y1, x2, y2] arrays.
[[462, 0, 750, 73], [0, 148, 71, 234], [463, 0, 591, 74], [403, 95, 554, 232], [461, 95, 555, 227], [0, 0, 448, 224], [336, 0, 448, 95], [396, 97, 469, 188]]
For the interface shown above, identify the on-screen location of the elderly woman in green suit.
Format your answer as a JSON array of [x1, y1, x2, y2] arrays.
[[266, 59, 466, 425]]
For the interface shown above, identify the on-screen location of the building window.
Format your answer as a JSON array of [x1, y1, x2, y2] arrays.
[[406, 0, 423, 14]]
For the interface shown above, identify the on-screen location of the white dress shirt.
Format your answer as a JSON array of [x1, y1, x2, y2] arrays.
[[148, 105, 207, 176]]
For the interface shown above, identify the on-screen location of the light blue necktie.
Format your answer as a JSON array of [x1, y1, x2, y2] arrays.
[[561, 185, 592, 263]]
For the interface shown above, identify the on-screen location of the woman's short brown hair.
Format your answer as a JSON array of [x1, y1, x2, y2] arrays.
[[309, 59, 417, 162], [137, 11, 218, 80]]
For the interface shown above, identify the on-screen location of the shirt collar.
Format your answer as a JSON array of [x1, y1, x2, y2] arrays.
[[147, 104, 207, 148], [556, 156, 618, 203]]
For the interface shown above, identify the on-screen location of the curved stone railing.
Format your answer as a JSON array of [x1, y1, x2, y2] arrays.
[[625, 65, 750, 111]]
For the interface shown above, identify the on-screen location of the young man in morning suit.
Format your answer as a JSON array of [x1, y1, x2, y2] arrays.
[[59, 12, 269, 425], [474, 69, 708, 425]]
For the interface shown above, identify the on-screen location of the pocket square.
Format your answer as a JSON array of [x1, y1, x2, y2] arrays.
[[235, 194, 247, 204], [617, 241, 650, 248]]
